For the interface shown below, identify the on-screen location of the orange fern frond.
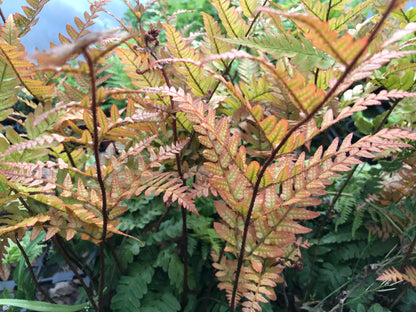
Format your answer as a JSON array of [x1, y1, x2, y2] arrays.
[[377, 266, 416, 287], [57, 0, 110, 45], [262, 8, 368, 66], [337, 50, 416, 93], [0, 16, 53, 110], [1, 134, 65, 157], [0, 215, 50, 238]]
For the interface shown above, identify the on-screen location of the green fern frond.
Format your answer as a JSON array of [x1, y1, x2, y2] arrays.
[[335, 195, 357, 231], [299, 0, 332, 21], [211, 0, 249, 38], [329, 0, 374, 31], [224, 32, 334, 71], [13, 0, 49, 37], [164, 23, 215, 97], [111, 262, 155, 312], [201, 12, 232, 69], [238, 58, 259, 85], [240, 0, 260, 18]]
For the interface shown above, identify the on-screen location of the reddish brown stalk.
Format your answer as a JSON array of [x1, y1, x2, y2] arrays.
[[14, 233, 56, 304], [0, 8, 6, 24], [107, 240, 126, 275], [229, 1, 399, 310], [82, 48, 108, 312], [53, 236, 98, 311]]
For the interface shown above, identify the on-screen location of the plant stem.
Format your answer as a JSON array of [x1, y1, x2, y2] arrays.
[[55, 236, 95, 285], [82, 48, 108, 312], [53, 236, 98, 311], [14, 233, 56, 304], [229, 0, 398, 309], [0, 8, 5, 24], [107, 240, 126, 275], [148, 43, 189, 308], [62, 143, 77, 168], [400, 234, 416, 272], [11, 188, 34, 214]]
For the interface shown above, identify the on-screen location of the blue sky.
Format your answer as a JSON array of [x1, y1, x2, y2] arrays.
[[2, 0, 131, 54], [3, 1, 415, 54]]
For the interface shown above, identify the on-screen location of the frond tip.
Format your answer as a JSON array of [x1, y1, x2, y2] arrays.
[[377, 266, 416, 287]]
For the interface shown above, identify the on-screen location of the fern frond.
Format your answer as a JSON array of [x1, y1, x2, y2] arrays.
[[240, 0, 259, 19], [163, 84, 319, 308], [0, 16, 53, 112], [299, 0, 332, 21], [211, 0, 249, 38], [329, 0, 374, 31], [163, 23, 215, 97], [334, 195, 357, 231], [382, 22, 416, 49], [238, 58, 259, 85], [13, 0, 49, 37], [131, 172, 197, 214], [377, 266, 416, 287], [240, 264, 283, 312], [223, 32, 334, 70], [262, 8, 368, 66], [57, 0, 110, 45], [315, 90, 416, 139], [1, 134, 65, 157], [114, 45, 164, 93], [0, 161, 58, 192], [337, 50, 416, 93], [0, 214, 50, 238], [300, 0, 373, 31], [111, 262, 155, 312], [200, 12, 232, 69], [203, 49, 326, 114]]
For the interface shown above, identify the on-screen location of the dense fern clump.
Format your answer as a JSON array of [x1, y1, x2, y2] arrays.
[[0, 0, 416, 311]]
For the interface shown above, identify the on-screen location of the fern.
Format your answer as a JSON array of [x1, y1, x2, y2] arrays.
[[1, 0, 416, 311], [211, 0, 249, 38], [224, 32, 334, 71], [57, 0, 109, 45], [378, 266, 416, 288], [0, 15, 53, 121], [111, 262, 155, 312], [334, 194, 357, 231], [164, 22, 216, 97], [12, 0, 49, 37]]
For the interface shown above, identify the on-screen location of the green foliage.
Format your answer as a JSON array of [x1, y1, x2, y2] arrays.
[[224, 33, 334, 70], [2, 232, 45, 265], [111, 262, 155, 312]]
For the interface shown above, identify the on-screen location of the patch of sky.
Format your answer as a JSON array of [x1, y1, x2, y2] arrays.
[[2, 0, 415, 55], [2, 0, 132, 54]]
